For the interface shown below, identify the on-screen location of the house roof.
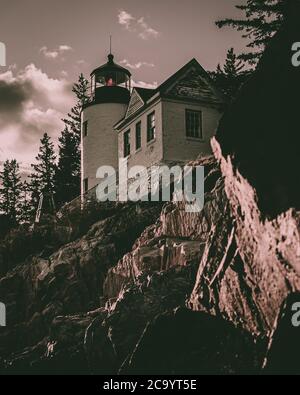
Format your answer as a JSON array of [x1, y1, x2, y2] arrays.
[[115, 58, 226, 130], [134, 87, 156, 102]]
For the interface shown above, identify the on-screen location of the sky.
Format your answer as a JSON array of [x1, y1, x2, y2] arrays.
[[0, 0, 248, 175]]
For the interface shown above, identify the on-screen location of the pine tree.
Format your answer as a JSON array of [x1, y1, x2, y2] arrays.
[[0, 159, 22, 223], [216, 0, 286, 65], [223, 48, 245, 77], [19, 180, 33, 223], [63, 73, 89, 144], [30, 133, 57, 213], [55, 126, 80, 206], [210, 48, 250, 100], [0, 161, 10, 216], [57, 73, 89, 205]]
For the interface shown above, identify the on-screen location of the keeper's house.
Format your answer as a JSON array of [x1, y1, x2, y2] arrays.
[[81, 53, 225, 195]]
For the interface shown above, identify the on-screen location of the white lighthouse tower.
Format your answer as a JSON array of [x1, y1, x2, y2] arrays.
[[81, 53, 131, 195]]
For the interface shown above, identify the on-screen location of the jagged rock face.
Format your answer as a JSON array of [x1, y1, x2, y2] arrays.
[[216, 0, 300, 218], [1, 148, 299, 374], [189, 139, 300, 337], [103, 156, 223, 301], [120, 308, 260, 375], [263, 292, 300, 374], [0, 203, 162, 373]]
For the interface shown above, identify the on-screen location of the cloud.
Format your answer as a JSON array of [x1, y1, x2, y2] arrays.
[[0, 64, 75, 167], [60, 70, 68, 78], [120, 59, 155, 70], [58, 45, 73, 52], [117, 10, 160, 40], [0, 77, 29, 117], [118, 10, 135, 31], [137, 17, 159, 40], [132, 80, 158, 89], [76, 59, 88, 65], [40, 44, 73, 59]]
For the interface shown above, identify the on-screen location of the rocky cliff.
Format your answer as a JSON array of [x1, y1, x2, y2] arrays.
[[1, 0, 300, 375], [0, 148, 299, 374]]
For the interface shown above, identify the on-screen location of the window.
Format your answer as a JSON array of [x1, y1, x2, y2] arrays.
[[186, 110, 202, 139], [147, 111, 156, 142], [83, 178, 89, 193], [83, 120, 88, 137], [135, 121, 142, 151], [123, 130, 131, 157]]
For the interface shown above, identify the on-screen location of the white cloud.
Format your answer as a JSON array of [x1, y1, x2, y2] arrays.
[[120, 59, 155, 70], [40, 47, 59, 59], [118, 10, 135, 31], [0, 69, 15, 83], [58, 45, 73, 52], [76, 59, 88, 65], [117, 10, 160, 40], [0, 64, 75, 167], [132, 80, 158, 89], [40, 44, 73, 59], [11, 63, 74, 111], [60, 70, 68, 78], [137, 17, 159, 40]]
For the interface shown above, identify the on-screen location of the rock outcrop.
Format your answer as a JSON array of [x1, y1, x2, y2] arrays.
[[0, 202, 163, 373], [0, 147, 299, 374]]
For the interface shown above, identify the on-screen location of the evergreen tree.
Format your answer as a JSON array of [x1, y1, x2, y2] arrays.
[[0, 161, 10, 216], [216, 0, 286, 65], [55, 126, 80, 206], [63, 73, 89, 144], [210, 48, 250, 100], [0, 159, 22, 223], [56, 73, 89, 205], [30, 133, 57, 213], [19, 180, 33, 223]]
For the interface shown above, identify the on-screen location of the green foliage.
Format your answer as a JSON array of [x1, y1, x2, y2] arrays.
[[210, 48, 251, 100], [55, 127, 81, 206], [19, 180, 33, 223], [216, 0, 286, 65], [0, 159, 22, 223], [63, 73, 89, 145], [29, 133, 57, 213], [56, 73, 89, 207]]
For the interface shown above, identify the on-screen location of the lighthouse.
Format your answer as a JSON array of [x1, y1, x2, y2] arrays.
[[81, 53, 131, 195]]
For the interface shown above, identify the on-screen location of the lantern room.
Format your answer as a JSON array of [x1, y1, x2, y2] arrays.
[[89, 54, 131, 105]]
